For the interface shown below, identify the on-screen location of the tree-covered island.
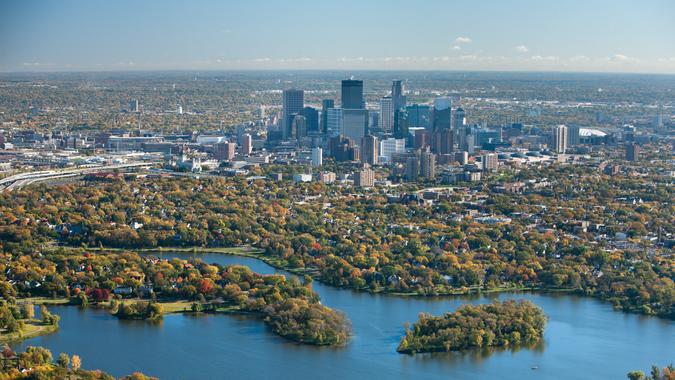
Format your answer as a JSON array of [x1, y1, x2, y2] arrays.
[[397, 300, 547, 354]]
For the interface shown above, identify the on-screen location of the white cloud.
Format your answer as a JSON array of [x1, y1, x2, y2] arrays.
[[530, 55, 558, 61], [608, 54, 640, 63], [515, 45, 529, 53], [253, 57, 271, 62], [452, 45, 461, 50], [454, 36, 472, 44]]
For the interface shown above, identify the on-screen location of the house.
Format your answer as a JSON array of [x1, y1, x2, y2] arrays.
[[113, 286, 133, 296]]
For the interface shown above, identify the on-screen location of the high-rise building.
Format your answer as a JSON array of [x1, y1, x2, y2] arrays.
[[214, 141, 236, 161], [241, 134, 252, 155], [311, 147, 323, 167], [341, 80, 364, 109], [420, 151, 436, 180], [282, 89, 304, 140], [405, 104, 431, 128], [454, 107, 465, 129], [482, 153, 498, 172], [626, 143, 640, 161], [405, 156, 420, 182], [291, 115, 307, 140], [380, 96, 394, 132], [432, 97, 452, 131], [129, 99, 139, 112], [567, 125, 580, 146], [326, 108, 343, 137], [379, 138, 406, 160], [391, 80, 406, 110], [552, 125, 568, 154], [321, 99, 335, 133], [342, 109, 368, 143], [361, 135, 379, 165], [432, 130, 454, 155], [301, 107, 319, 133], [454, 151, 469, 165], [355, 165, 375, 187], [414, 129, 429, 149]]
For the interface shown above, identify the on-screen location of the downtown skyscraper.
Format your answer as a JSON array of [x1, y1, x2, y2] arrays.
[[341, 80, 364, 109], [282, 89, 304, 140]]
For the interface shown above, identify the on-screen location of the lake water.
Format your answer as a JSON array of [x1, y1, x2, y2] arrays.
[[12, 252, 674, 379]]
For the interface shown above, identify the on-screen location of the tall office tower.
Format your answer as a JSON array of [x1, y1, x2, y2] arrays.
[[405, 156, 420, 182], [393, 109, 409, 139], [321, 99, 335, 133], [341, 79, 364, 109], [482, 153, 498, 172], [465, 132, 476, 154], [420, 151, 437, 180], [391, 80, 406, 110], [454, 107, 465, 129], [380, 96, 394, 132], [361, 135, 379, 165], [405, 104, 431, 128], [282, 89, 304, 140], [369, 111, 379, 130], [241, 134, 253, 155], [623, 124, 636, 142], [567, 124, 580, 146], [379, 138, 406, 160], [432, 129, 454, 155], [326, 108, 344, 137], [291, 115, 307, 140], [342, 109, 368, 143], [301, 107, 320, 133], [432, 97, 452, 131], [355, 165, 375, 187], [414, 129, 429, 149], [129, 99, 139, 112], [552, 125, 568, 154], [625, 143, 640, 161], [311, 147, 323, 167], [214, 142, 236, 161]]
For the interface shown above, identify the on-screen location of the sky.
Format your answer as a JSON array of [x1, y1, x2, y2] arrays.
[[1, 0, 675, 73]]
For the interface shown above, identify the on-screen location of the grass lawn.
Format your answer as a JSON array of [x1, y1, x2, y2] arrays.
[[0, 320, 58, 343], [19, 297, 70, 305]]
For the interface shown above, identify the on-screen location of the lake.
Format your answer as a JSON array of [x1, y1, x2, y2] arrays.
[[12, 252, 674, 379]]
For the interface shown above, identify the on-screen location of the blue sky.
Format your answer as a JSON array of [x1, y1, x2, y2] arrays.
[[1, 0, 674, 73]]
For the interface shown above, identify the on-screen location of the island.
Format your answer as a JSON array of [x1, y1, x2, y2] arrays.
[[397, 300, 547, 354], [2, 250, 351, 346]]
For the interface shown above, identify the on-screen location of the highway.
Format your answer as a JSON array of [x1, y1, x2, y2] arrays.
[[0, 162, 157, 191]]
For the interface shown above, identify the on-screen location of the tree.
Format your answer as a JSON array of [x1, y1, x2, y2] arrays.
[[71, 354, 81, 371], [57, 352, 70, 368], [21, 303, 35, 320]]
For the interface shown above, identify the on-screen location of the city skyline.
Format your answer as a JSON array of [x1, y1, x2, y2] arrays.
[[1, 0, 675, 74]]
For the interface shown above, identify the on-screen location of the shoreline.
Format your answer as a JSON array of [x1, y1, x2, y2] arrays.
[[42, 245, 667, 320], [0, 321, 59, 343]]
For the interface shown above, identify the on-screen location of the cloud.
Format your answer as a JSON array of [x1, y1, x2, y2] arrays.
[[454, 36, 472, 44], [530, 55, 558, 61], [452, 45, 461, 50], [253, 57, 271, 62], [608, 54, 639, 63], [515, 45, 529, 53]]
